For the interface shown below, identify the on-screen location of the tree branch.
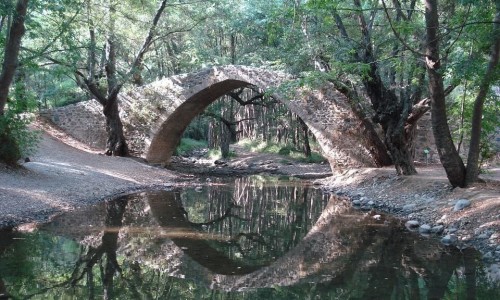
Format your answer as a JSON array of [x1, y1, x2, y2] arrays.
[[124, 0, 169, 82], [406, 84, 456, 126], [380, 0, 427, 58], [202, 111, 255, 127]]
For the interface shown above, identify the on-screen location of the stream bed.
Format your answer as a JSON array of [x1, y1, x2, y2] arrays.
[[0, 176, 499, 299]]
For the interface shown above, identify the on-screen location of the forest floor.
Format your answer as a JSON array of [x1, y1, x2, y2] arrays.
[[0, 120, 499, 265]]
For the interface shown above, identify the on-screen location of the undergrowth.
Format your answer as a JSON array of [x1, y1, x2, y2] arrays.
[[175, 138, 207, 156], [237, 138, 326, 163]]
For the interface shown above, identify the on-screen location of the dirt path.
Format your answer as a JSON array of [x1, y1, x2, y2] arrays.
[[0, 123, 182, 228]]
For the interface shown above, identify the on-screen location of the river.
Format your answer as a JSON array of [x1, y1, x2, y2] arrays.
[[0, 176, 498, 299]]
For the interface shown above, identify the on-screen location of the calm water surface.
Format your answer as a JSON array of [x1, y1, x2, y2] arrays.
[[0, 176, 498, 299]]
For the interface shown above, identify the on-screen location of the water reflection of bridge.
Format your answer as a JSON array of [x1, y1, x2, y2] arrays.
[[2, 177, 494, 299]]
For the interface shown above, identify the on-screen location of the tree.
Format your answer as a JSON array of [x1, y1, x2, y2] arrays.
[[465, 0, 500, 184], [424, 0, 500, 187], [0, 0, 29, 165], [71, 0, 169, 156], [299, 0, 425, 174]]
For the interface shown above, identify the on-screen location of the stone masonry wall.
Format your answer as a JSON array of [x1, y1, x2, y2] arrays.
[[414, 112, 437, 163], [39, 100, 107, 149]]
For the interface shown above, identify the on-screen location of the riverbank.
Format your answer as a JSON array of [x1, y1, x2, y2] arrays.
[[318, 166, 500, 264], [0, 123, 499, 265], [0, 123, 182, 229]]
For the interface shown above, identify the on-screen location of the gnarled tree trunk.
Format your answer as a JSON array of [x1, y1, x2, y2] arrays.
[[350, 0, 416, 174], [103, 94, 128, 156]]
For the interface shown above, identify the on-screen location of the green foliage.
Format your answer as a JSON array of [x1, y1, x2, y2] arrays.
[[0, 113, 39, 165], [237, 138, 326, 163], [0, 90, 40, 165], [448, 85, 500, 161], [174, 138, 207, 156], [294, 152, 327, 164]]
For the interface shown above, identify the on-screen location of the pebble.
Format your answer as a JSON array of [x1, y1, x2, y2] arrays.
[[453, 199, 471, 211], [447, 227, 458, 234], [431, 225, 444, 234], [352, 200, 361, 206], [405, 220, 420, 231], [367, 200, 375, 206], [441, 234, 457, 245], [478, 233, 490, 239], [483, 251, 494, 261], [437, 215, 447, 224], [402, 204, 417, 212], [419, 224, 431, 234]]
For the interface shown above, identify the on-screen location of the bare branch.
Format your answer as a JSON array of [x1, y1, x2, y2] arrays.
[[443, 4, 472, 61], [406, 85, 456, 126], [381, 0, 427, 58], [124, 0, 169, 81], [150, 16, 208, 44]]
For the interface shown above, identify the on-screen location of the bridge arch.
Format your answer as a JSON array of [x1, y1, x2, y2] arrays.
[[120, 65, 378, 169]]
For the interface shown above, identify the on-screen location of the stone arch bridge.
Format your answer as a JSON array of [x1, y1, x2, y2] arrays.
[[41, 65, 384, 169]]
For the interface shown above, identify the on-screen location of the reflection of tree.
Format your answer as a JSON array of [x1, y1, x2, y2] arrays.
[[41, 199, 129, 300], [184, 177, 329, 264], [0, 230, 16, 299], [148, 191, 264, 275], [307, 216, 480, 299], [1, 179, 498, 299], [188, 200, 248, 228]]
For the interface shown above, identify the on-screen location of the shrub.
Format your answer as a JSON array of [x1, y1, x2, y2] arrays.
[[0, 112, 39, 165]]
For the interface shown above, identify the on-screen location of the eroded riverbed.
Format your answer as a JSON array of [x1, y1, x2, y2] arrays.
[[1, 176, 499, 299]]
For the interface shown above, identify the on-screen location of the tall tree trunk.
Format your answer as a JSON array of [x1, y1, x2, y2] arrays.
[[424, 0, 466, 187], [457, 80, 468, 155], [0, 0, 28, 114], [220, 123, 230, 158], [465, 1, 500, 185], [298, 117, 311, 157], [102, 0, 128, 156], [0, 0, 29, 165]]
